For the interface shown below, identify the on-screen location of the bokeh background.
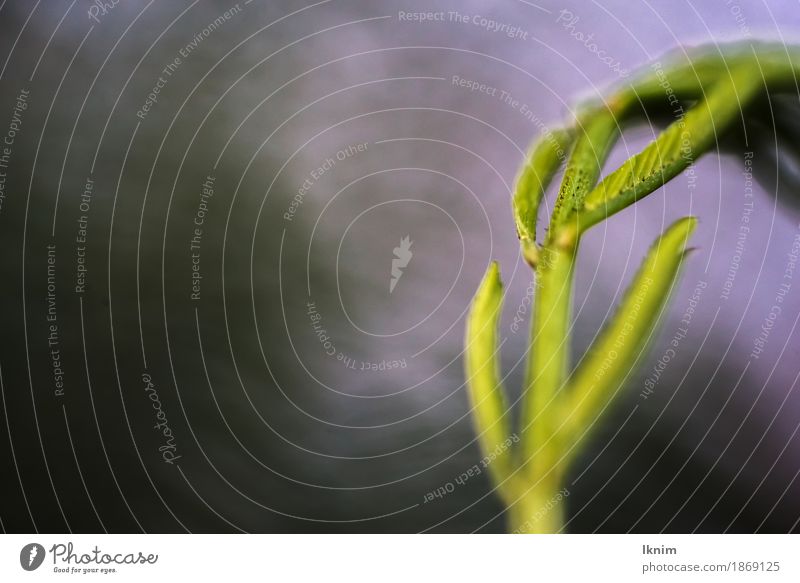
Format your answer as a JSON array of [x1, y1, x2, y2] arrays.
[[1, 0, 799, 533]]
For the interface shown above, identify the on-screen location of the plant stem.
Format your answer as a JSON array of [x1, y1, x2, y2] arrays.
[[464, 43, 800, 535], [507, 478, 566, 534], [519, 111, 622, 476], [521, 241, 577, 473]]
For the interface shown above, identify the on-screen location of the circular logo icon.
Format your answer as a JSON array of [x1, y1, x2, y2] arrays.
[[19, 543, 45, 571]]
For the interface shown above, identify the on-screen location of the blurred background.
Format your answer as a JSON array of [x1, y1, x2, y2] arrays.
[[0, 0, 799, 533]]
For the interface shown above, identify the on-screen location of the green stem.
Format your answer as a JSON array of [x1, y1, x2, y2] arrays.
[[507, 479, 567, 534], [521, 242, 576, 473], [520, 107, 623, 474], [493, 42, 800, 534]]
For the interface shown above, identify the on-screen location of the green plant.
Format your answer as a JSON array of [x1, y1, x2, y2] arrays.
[[464, 42, 800, 534]]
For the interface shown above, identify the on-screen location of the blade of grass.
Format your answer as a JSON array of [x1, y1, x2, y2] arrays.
[[548, 105, 624, 235], [560, 217, 697, 460], [464, 262, 514, 489], [562, 62, 763, 243]]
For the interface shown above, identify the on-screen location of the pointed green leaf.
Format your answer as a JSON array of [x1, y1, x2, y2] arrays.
[[465, 262, 514, 487], [620, 48, 739, 108], [566, 62, 763, 241], [548, 107, 622, 236], [610, 43, 800, 127], [561, 217, 697, 457]]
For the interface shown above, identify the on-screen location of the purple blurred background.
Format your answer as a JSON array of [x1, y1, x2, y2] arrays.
[[0, 0, 799, 532]]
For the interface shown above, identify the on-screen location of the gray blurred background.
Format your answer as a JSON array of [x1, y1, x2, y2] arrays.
[[0, 0, 799, 533]]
